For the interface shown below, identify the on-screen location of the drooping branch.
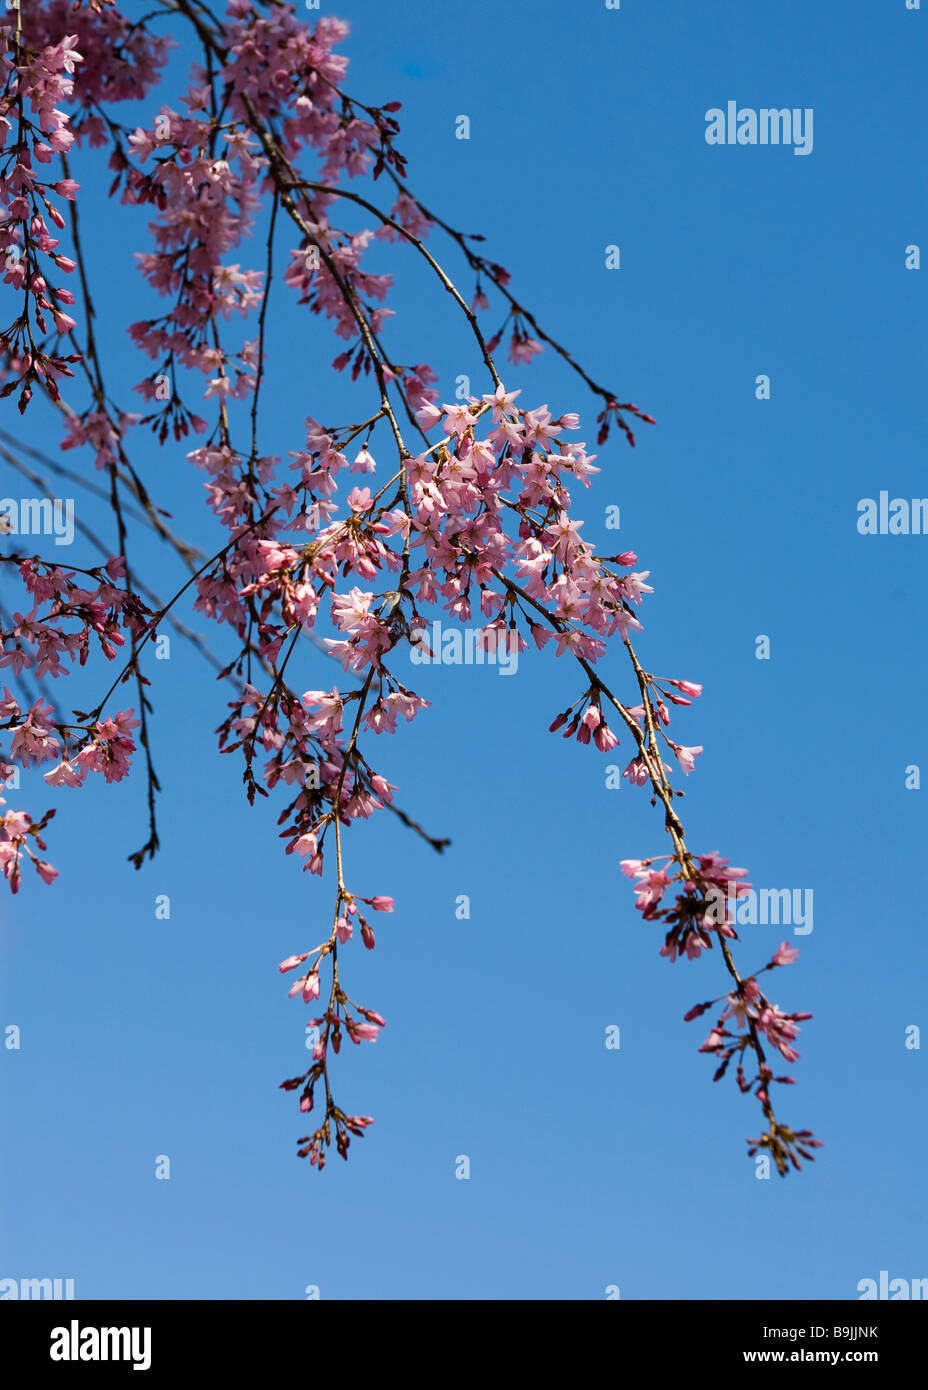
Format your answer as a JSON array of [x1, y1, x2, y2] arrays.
[[0, 0, 817, 1177]]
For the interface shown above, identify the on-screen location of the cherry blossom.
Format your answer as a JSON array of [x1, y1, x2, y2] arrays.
[[0, 0, 816, 1177]]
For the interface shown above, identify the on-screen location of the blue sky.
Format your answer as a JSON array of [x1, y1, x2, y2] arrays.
[[1, 0, 926, 1300]]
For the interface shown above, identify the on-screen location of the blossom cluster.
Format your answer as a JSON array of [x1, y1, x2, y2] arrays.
[[0, 0, 817, 1175]]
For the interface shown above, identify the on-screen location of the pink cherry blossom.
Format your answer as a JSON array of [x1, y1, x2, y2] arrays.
[[0, 1, 813, 1180]]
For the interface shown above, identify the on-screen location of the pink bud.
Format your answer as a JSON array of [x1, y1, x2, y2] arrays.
[[683, 1001, 713, 1022], [279, 952, 309, 974], [593, 723, 619, 752]]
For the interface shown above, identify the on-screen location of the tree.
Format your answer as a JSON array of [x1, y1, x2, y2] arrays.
[[0, 0, 818, 1175]]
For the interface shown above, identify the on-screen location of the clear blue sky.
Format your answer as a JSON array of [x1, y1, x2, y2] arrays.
[[2, 0, 926, 1300]]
